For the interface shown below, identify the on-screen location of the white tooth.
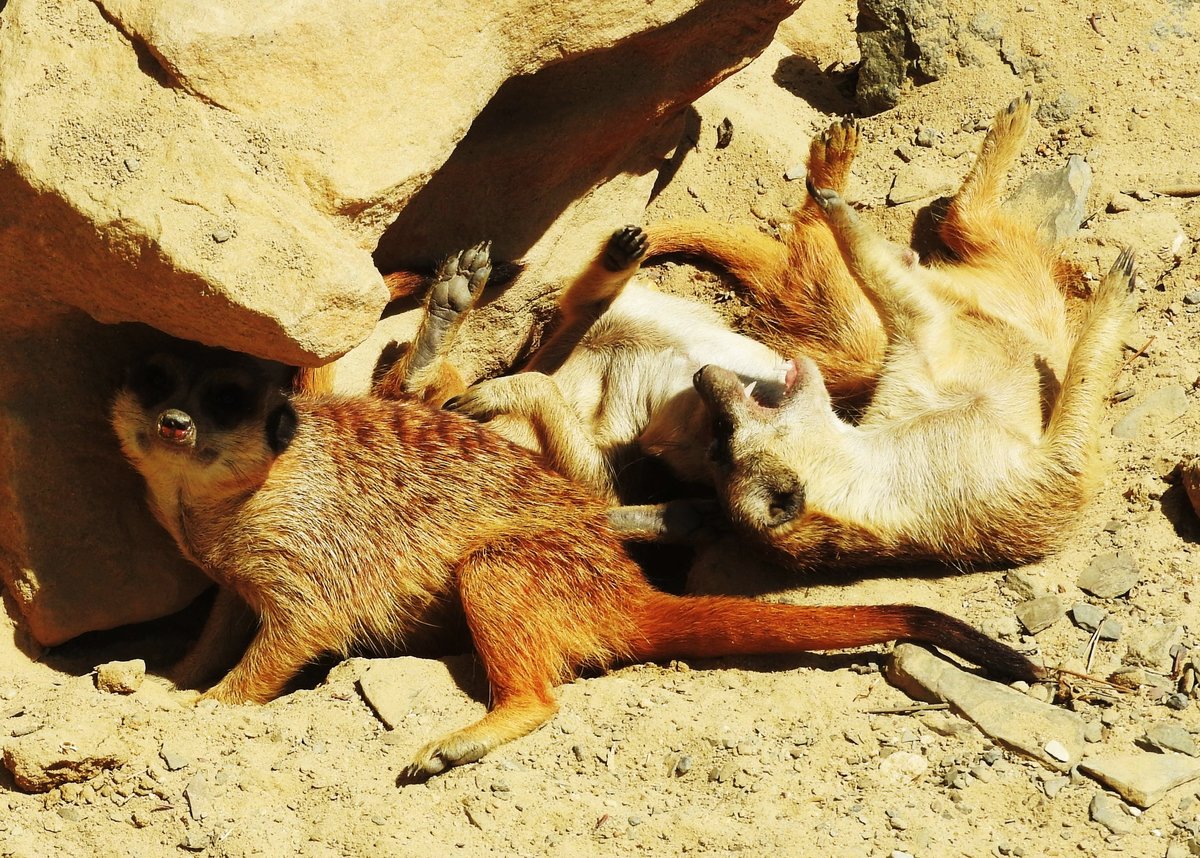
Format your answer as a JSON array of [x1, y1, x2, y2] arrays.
[[743, 381, 757, 398]]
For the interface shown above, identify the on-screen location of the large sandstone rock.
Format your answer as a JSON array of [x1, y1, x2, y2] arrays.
[[0, 0, 798, 643]]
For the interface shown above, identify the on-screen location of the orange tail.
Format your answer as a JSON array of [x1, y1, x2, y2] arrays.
[[629, 594, 1039, 682], [642, 219, 789, 292], [383, 270, 428, 302]]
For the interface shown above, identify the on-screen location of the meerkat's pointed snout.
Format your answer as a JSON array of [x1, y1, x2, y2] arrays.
[[156, 409, 196, 446]]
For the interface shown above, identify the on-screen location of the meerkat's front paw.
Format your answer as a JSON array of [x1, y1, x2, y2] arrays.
[[445, 373, 555, 421], [807, 116, 859, 188], [428, 241, 493, 323], [602, 225, 649, 272], [983, 92, 1032, 149]]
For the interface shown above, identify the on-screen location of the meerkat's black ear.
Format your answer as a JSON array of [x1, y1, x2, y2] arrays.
[[265, 401, 298, 455]]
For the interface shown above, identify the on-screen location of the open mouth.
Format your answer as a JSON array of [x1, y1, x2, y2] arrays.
[[742, 359, 805, 411]]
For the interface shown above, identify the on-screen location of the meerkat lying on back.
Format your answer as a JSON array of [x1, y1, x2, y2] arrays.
[[692, 95, 1136, 570], [111, 247, 1039, 778], [436, 119, 880, 507]]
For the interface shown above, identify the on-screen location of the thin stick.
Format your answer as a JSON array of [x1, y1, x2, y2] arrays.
[[1119, 336, 1155, 373], [865, 702, 951, 715], [1084, 626, 1102, 674]]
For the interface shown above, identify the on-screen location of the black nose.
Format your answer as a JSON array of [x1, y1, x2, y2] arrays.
[[766, 484, 802, 527], [157, 409, 194, 444]]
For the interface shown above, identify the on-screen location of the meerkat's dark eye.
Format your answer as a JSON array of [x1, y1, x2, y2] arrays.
[[202, 382, 254, 429], [128, 361, 178, 409]]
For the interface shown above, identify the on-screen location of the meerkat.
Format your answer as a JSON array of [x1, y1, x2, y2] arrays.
[[689, 95, 1137, 570], [111, 247, 1039, 778], [417, 118, 882, 510]]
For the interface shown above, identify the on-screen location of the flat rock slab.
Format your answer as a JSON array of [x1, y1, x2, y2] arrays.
[[1081, 752, 1200, 808], [1015, 595, 1063, 634], [1112, 386, 1189, 439], [2, 729, 130, 793], [1007, 154, 1092, 245], [1078, 552, 1141, 599], [357, 655, 487, 732], [887, 644, 1084, 771]]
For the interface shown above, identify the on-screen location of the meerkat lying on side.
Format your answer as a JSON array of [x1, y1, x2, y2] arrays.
[[691, 95, 1137, 570], [111, 247, 1039, 778], [438, 119, 880, 506]]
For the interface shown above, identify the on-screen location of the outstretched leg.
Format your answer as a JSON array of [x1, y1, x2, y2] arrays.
[[807, 179, 940, 340], [170, 586, 256, 690], [525, 226, 647, 375], [374, 242, 492, 405], [801, 116, 860, 215], [201, 608, 323, 704], [1042, 250, 1137, 470], [939, 93, 1034, 259], [445, 372, 615, 497], [405, 531, 638, 777]]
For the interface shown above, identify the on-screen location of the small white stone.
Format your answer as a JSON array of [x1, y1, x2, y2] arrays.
[[1045, 740, 1071, 762]]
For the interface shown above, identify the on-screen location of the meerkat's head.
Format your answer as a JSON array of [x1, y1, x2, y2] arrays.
[[693, 357, 844, 535], [111, 345, 298, 500]]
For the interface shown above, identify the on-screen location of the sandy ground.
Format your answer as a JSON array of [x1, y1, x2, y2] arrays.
[[4, 1, 1200, 856]]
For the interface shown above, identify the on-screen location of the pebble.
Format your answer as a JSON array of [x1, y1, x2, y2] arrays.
[[123, 157, 140, 173], [1045, 740, 1071, 763], [1090, 792, 1135, 834], [2, 729, 129, 793], [1015, 595, 1062, 634], [1166, 693, 1192, 711], [211, 228, 233, 243], [1084, 721, 1104, 743], [1078, 552, 1140, 598], [887, 164, 955, 206], [181, 830, 208, 852], [1070, 603, 1106, 631], [1184, 290, 1200, 306], [95, 660, 145, 695], [1108, 192, 1139, 213], [1099, 619, 1122, 641], [1125, 624, 1184, 673], [1143, 722, 1199, 757], [914, 126, 938, 147], [1007, 154, 1092, 244], [184, 775, 212, 821], [1043, 776, 1070, 798], [1036, 92, 1083, 124], [159, 742, 191, 772], [675, 755, 693, 776]]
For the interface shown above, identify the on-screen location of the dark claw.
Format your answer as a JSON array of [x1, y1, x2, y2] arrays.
[[1112, 247, 1137, 291], [602, 225, 648, 272], [1007, 96, 1020, 114], [805, 177, 838, 208], [442, 395, 461, 411]]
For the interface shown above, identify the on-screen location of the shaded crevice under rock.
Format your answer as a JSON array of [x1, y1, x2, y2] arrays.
[[374, 0, 797, 270]]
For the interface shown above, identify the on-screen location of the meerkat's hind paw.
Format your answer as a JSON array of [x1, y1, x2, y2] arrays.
[[429, 241, 493, 322], [1095, 248, 1138, 302], [402, 736, 491, 782], [1112, 247, 1137, 286], [602, 225, 649, 272]]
